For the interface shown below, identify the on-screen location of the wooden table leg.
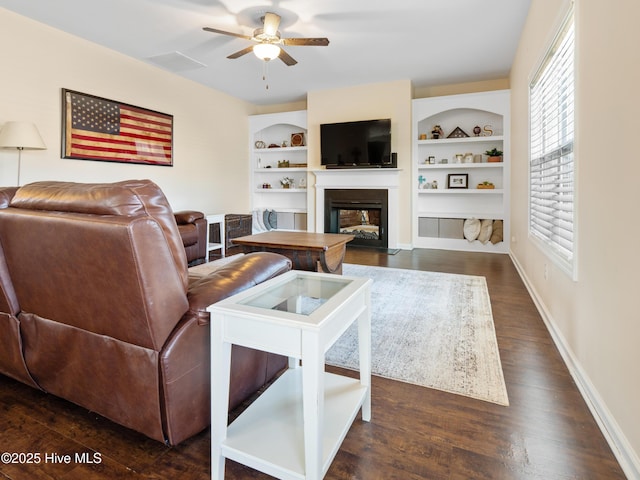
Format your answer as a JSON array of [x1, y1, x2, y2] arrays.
[[301, 330, 324, 479], [318, 244, 347, 274], [211, 319, 232, 479]]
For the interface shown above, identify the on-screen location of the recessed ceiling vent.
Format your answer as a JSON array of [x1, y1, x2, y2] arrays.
[[147, 51, 206, 72]]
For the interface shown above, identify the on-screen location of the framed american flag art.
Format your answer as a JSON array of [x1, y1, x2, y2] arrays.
[[61, 89, 173, 166]]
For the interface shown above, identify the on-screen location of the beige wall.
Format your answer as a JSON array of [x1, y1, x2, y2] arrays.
[[510, 0, 640, 473], [253, 100, 308, 115], [307, 80, 413, 245], [413, 78, 510, 99], [0, 8, 253, 214]]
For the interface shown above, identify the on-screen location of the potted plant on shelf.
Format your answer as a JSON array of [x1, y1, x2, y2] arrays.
[[484, 148, 503, 163], [477, 181, 495, 189]]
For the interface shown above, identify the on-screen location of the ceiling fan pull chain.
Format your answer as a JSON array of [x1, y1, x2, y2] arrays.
[[263, 60, 270, 90]]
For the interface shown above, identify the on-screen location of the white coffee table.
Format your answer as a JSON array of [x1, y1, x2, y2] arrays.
[[208, 270, 372, 480]]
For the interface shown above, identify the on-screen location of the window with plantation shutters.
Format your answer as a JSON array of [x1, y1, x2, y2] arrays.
[[529, 8, 575, 276]]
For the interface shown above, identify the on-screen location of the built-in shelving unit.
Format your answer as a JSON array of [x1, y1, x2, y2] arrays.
[[412, 90, 510, 253], [249, 110, 308, 231]]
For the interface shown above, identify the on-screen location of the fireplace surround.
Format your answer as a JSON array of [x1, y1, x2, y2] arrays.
[[313, 168, 401, 250]]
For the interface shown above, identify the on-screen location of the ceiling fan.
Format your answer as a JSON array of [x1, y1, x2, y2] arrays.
[[203, 12, 329, 66]]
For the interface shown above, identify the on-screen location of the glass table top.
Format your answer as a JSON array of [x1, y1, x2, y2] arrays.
[[239, 273, 353, 316]]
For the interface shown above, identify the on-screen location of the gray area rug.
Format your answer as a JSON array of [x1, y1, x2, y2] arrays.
[[326, 264, 509, 406]]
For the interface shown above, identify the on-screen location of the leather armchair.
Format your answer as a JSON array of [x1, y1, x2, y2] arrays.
[[0, 186, 39, 389], [174, 210, 207, 265], [0, 180, 291, 445]]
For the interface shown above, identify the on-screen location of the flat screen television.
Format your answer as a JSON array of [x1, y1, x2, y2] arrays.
[[320, 119, 394, 168]]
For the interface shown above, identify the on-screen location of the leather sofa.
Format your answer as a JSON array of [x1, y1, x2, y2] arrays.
[[0, 180, 291, 445], [174, 210, 207, 265]]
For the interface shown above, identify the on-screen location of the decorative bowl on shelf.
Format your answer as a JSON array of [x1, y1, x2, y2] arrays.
[[477, 182, 495, 189], [290, 132, 305, 147]]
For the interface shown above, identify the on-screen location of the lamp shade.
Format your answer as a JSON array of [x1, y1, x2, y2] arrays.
[[0, 121, 46, 150], [253, 43, 281, 61]]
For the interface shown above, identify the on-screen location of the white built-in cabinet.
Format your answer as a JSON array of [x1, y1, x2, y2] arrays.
[[412, 90, 510, 253], [249, 110, 308, 231]]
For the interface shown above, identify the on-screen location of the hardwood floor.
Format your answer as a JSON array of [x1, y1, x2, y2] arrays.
[[0, 249, 626, 479]]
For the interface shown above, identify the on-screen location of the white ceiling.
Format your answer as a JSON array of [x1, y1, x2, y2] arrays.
[[0, 0, 531, 105]]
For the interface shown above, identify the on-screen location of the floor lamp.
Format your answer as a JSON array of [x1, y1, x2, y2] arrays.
[[0, 121, 47, 186]]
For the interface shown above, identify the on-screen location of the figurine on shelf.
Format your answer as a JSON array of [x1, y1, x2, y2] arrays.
[[431, 125, 444, 139]]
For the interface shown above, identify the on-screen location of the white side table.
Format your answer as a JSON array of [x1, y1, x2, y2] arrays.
[[208, 270, 372, 480], [205, 213, 225, 261]]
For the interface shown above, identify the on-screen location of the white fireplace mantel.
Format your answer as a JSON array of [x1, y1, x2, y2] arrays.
[[312, 169, 402, 249]]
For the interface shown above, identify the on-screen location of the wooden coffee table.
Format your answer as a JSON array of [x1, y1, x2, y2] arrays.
[[231, 231, 354, 274]]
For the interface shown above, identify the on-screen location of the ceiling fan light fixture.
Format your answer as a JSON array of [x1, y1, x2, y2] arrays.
[[253, 43, 281, 61]]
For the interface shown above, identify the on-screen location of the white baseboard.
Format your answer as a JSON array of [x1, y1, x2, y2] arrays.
[[510, 252, 640, 480]]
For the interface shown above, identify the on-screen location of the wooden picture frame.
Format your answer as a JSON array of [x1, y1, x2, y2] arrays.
[[447, 126, 469, 138], [447, 173, 469, 189], [61, 89, 173, 166]]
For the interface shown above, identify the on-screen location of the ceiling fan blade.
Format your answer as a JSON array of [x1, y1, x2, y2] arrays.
[[278, 48, 298, 66], [281, 37, 330, 47], [227, 46, 254, 59], [263, 12, 281, 36], [203, 26, 253, 41]]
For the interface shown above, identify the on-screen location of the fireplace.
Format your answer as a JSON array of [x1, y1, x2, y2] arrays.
[[313, 168, 400, 250], [324, 189, 388, 249]]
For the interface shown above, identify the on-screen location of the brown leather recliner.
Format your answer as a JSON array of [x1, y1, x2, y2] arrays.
[[174, 210, 207, 265], [0, 186, 39, 389], [0, 180, 291, 445]]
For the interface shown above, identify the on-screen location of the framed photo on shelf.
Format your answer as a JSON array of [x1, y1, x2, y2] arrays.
[[447, 173, 469, 189]]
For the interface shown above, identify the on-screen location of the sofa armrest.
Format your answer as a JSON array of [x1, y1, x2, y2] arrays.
[[174, 210, 204, 225], [186, 252, 292, 325], [175, 210, 207, 264], [0, 187, 18, 208]]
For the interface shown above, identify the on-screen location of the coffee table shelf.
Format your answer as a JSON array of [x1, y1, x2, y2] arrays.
[[222, 369, 367, 479]]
